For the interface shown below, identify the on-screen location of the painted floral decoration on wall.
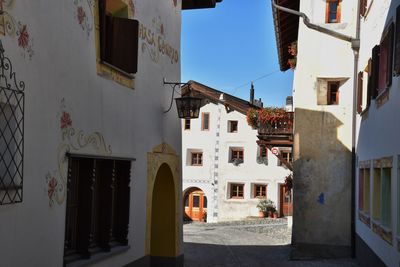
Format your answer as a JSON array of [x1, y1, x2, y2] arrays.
[[0, 1, 35, 59], [45, 98, 112, 207], [73, 0, 94, 37]]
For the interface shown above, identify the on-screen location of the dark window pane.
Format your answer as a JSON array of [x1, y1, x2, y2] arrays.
[[203, 197, 207, 208], [193, 195, 200, 207]]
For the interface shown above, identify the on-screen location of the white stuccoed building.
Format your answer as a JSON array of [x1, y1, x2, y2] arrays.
[[182, 81, 292, 223]]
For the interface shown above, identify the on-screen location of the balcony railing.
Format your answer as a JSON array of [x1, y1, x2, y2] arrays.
[[258, 112, 293, 135]]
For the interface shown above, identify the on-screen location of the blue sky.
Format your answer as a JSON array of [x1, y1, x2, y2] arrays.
[[181, 0, 293, 107]]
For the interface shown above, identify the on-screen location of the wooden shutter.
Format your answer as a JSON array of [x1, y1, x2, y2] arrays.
[[366, 58, 372, 107], [99, 0, 107, 62], [317, 79, 328, 105], [109, 17, 139, 74], [359, 0, 367, 17], [371, 45, 380, 99], [357, 72, 363, 114], [395, 5, 400, 75], [386, 23, 394, 87]]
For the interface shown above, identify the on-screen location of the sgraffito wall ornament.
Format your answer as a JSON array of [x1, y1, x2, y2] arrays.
[[0, 0, 34, 59], [73, 0, 95, 37], [45, 98, 112, 207]]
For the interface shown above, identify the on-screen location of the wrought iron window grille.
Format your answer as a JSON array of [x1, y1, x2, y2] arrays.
[[0, 40, 25, 205]]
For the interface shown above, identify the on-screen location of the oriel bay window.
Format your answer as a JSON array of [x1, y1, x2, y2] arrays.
[[64, 155, 132, 264], [99, 0, 139, 75]]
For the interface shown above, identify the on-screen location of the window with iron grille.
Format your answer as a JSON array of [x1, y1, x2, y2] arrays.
[[64, 155, 132, 265], [191, 152, 203, 166], [0, 41, 24, 205]]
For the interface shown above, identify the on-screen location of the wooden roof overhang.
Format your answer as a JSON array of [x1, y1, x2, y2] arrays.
[[182, 0, 222, 10], [272, 0, 300, 71], [181, 81, 260, 115]]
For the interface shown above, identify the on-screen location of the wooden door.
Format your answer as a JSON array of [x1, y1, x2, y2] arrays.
[[279, 184, 293, 216], [184, 190, 207, 221]]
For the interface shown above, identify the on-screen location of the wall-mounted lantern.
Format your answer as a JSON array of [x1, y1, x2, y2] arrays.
[[164, 79, 201, 119]]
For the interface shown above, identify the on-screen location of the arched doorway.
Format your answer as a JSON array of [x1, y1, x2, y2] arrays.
[[150, 163, 176, 257], [183, 188, 207, 222]]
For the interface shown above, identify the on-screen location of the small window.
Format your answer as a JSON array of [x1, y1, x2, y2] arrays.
[[229, 147, 244, 164], [184, 119, 191, 130], [326, 0, 341, 23], [192, 195, 200, 208], [201, 113, 210, 130], [191, 152, 203, 166], [278, 151, 292, 166], [228, 120, 238, 133], [230, 183, 244, 199], [253, 184, 267, 198], [99, 0, 139, 74], [327, 81, 340, 105]]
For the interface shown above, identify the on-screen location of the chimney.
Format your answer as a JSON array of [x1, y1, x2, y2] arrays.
[[250, 82, 254, 105]]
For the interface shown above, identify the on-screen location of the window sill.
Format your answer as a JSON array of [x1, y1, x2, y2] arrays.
[[228, 197, 245, 201], [101, 61, 135, 79], [359, 106, 369, 120], [66, 245, 130, 267], [358, 210, 371, 228], [375, 89, 389, 109], [372, 220, 393, 245]]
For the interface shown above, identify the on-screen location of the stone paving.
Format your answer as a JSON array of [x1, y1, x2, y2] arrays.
[[183, 218, 359, 267]]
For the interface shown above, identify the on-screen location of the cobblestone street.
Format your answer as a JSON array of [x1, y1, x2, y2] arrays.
[[184, 218, 359, 267]]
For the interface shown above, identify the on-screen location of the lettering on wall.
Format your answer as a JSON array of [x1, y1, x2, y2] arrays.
[[139, 16, 179, 64], [0, 0, 34, 59], [45, 98, 112, 207]]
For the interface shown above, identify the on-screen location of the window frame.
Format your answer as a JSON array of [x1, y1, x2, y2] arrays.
[[201, 112, 210, 131], [327, 81, 340, 105], [229, 183, 244, 199], [191, 152, 203, 166], [184, 118, 191, 130], [253, 184, 268, 198], [325, 0, 341, 24], [229, 147, 244, 164], [278, 151, 292, 166], [228, 120, 238, 133]]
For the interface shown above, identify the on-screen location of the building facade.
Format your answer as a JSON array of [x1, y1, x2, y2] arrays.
[[182, 81, 292, 223], [356, 0, 400, 266], [0, 1, 220, 266], [272, 0, 357, 258]]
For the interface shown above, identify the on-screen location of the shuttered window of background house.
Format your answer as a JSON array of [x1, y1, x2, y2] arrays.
[[366, 58, 372, 107], [357, 72, 363, 114], [395, 5, 400, 75], [371, 45, 380, 99], [386, 23, 394, 88], [359, 0, 367, 17]]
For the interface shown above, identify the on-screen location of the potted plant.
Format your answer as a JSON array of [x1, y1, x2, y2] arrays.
[[257, 198, 274, 217], [266, 201, 277, 218], [273, 211, 279, 219]]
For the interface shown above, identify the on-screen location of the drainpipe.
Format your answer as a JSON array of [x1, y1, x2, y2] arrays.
[[271, 0, 360, 258]]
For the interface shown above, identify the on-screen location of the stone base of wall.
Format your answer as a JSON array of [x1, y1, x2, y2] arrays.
[[124, 254, 184, 267], [355, 234, 386, 267], [290, 243, 351, 260]]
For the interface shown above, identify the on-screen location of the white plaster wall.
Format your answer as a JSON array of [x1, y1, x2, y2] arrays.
[[356, 1, 400, 266], [291, 0, 357, 248], [0, 0, 182, 266], [182, 102, 291, 222]]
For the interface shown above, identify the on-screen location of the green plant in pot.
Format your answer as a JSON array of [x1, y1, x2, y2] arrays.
[[257, 198, 274, 217]]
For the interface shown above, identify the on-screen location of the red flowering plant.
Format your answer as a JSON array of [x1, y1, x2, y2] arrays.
[[18, 25, 29, 49], [258, 107, 287, 124]]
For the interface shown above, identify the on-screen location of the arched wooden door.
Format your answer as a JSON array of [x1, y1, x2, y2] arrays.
[[279, 184, 293, 216], [184, 189, 207, 222]]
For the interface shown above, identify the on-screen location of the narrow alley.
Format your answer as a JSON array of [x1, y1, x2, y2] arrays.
[[184, 219, 359, 267]]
